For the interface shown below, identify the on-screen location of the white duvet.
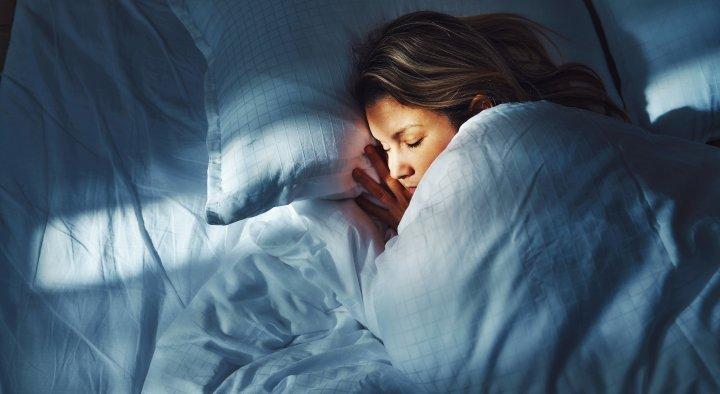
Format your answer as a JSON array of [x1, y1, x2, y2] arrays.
[[144, 200, 417, 392], [149, 101, 720, 392], [366, 101, 720, 391]]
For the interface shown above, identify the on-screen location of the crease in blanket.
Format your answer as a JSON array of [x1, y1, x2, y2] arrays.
[[145, 101, 719, 391], [363, 101, 720, 391], [247, 202, 383, 333], [143, 199, 419, 392]]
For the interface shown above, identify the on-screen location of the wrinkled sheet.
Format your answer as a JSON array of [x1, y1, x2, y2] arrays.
[[3, 0, 720, 392], [0, 1, 414, 392], [364, 101, 720, 392], [144, 200, 417, 392], [144, 100, 720, 393], [0, 0, 235, 392]]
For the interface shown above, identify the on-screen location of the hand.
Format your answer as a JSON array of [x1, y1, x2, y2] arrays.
[[352, 144, 412, 230]]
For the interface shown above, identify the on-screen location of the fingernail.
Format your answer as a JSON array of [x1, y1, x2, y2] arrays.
[[364, 145, 374, 154]]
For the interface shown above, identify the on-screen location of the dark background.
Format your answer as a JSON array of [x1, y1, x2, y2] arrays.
[[0, 0, 16, 76]]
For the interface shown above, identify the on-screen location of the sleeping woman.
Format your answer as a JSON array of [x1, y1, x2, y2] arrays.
[[349, 11, 628, 230]]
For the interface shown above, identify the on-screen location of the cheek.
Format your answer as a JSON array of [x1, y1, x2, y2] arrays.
[[415, 136, 453, 176], [414, 148, 439, 176], [424, 139, 450, 165]]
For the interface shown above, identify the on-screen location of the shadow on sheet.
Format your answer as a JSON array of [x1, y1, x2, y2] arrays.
[[0, 1, 235, 392]]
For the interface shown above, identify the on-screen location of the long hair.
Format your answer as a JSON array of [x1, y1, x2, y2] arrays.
[[350, 11, 629, 128]]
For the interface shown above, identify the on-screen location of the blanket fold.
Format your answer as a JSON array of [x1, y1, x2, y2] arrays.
[[365, 101, 720, 392]]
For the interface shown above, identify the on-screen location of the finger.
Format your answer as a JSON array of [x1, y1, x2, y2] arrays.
[[364, 145, 390, 181], [363, 145, 393, 196], [365, 145, 410, 204], [385, 177, 410, 206], [355, 195, 396, 227], [352, 168, 394, 205]]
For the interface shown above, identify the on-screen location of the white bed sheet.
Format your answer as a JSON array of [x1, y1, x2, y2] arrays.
[[0, 1, 414, 392], [144, 200, 417, 393], [0, 0, 242, 391]]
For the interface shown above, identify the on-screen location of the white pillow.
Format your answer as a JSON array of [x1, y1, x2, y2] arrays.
[[592, 0, 720, 142], [170, 0, 623, 224]]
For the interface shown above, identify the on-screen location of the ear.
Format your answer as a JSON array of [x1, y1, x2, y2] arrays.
[[468, 94, 493, 114]]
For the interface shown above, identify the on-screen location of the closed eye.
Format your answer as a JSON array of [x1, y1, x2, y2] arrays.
[[407, 139, 424, 149]]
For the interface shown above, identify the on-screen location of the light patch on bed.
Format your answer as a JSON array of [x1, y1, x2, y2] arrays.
[[34, 199, 233, 291], [645, 50, 719, 124]]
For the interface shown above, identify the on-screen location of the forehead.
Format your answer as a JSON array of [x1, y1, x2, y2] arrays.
[[365, 97, 427, 140]]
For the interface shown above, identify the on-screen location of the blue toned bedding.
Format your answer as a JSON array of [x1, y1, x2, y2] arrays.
[[168, 0, 623, 224], [592, 0, 720, 142], [364, 101, 720, 391], [0, 1, 407, 392], [2, 0, 720, 393], [0, 0, 233, 392], [144, 200, 417, 392], [147, 102, 720, 392]]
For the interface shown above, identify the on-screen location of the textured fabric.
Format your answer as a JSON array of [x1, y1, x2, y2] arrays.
[[0, 1, 407, 392], [144, 200, 419, 393], [0, 0, 235, 392], [169, 0, 622, 225], [363, 101, 720, 392], [592, 0, 720, 142]]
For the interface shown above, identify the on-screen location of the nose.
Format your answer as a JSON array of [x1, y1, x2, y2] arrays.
[[387, 152, 414, 180]]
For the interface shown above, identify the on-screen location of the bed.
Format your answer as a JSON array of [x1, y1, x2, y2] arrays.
[[1, 0, 719, 392], [0, 0, 241, 391], [0, 0, 410, 392]]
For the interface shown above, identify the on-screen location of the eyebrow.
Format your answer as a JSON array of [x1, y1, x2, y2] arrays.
[[391, 124, 421, 140]]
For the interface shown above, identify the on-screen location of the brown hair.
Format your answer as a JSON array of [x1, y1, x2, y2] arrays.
[[350, 11, 629, 128]]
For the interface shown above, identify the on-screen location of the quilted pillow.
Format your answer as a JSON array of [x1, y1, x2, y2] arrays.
[[591, 0, 720, 142], [169, 0, 622, 224]]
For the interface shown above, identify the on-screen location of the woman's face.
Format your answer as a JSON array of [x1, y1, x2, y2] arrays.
[[365, 96, 457, 195]]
